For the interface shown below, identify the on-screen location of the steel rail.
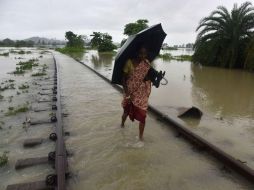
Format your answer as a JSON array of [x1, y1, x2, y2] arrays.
[[53, 55, 68, 190]]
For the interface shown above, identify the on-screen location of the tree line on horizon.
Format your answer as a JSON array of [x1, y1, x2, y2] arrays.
[[63, 19, 150, 52], [0, 38, 34, 47], [1, 1, 254, 71], [0, 37, 65, 47]]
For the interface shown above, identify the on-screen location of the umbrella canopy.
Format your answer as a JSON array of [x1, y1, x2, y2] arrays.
[[111, 23, 167, 85]]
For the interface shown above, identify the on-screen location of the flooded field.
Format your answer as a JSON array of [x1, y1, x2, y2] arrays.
[[0, 48, 56, 189], [0, 48, 253, 190]]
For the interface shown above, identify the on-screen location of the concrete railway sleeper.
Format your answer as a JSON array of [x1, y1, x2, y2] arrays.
[[6, 55, 69, 190], [74, 58, 254, 185]]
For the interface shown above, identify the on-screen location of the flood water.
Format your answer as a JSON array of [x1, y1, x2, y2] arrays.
[[57, 51, 253, 190], [0, 48, 254, 190], [78, 49, 254, 169]]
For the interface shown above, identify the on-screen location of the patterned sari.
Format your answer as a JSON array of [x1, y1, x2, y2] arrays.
[[122, 60, 151, 124]]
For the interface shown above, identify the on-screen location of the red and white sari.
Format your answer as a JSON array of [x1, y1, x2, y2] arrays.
[[122, 60, 151, 124]]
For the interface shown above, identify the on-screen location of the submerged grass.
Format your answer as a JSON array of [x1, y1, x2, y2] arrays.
[[12, 59, 39, 75], [8, 96, 13, 103], [31, 64, 48, 76], [0, 83, 15, 91], [56, 47, 85, 54], [18, 84, 29, 89], [56, 47, 85, 60], [13, 67, 25, 75], [0, 121, 5, 129], [163, 47, 178, 50], [8, 107, 14, 111], [42, 64, 48, 71], [5, 104, 29, 116], [0, 52, 9, 56], [174, 55, 192, 61], [158, 53, 173, 60], [31, 72, 47, 77], [40, 50, 50, 54], [158, 53, 192, 62], [17, 59, 39, 70], [49, 112, 55, 117], [10, 50, 32, 54], [0, 152, 8, 167], [7, 79, 15, 83], [22, 90, 29, 93]]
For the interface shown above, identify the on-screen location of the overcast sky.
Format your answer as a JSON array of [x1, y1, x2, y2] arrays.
[[0, 0, 250, 45]]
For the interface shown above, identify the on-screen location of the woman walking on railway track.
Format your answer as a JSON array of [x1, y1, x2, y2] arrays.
[[120, 46, 152, 141], [112, 24, 167, 141]]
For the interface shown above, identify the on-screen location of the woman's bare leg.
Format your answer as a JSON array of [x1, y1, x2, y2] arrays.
[[139, 122, 145, 141], [121, 112, 128, 127]]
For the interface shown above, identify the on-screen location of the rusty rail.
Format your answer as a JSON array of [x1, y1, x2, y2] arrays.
[[74, 58, 254, 184]]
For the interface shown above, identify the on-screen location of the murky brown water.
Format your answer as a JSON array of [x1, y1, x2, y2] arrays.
[[57, 51, 253, 189], [79, 49, 254, 169]]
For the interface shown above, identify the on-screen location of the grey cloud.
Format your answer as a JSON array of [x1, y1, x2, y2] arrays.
[[0, 0, 249, 45]]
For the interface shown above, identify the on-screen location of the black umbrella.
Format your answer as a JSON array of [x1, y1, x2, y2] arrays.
[[111, 23, 167, 85]]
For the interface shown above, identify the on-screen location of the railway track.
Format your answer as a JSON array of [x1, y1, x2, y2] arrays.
[[6, 55, 68, 190], [5, 52, 254, 189]]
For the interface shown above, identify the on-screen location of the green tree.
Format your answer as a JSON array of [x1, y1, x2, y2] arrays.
[[0, 38, 15, 47], [193, 2, 254, 69], [124, 19, 149, 36], [90, 32, 103, 48], [90, 32, 116, 52], [65, 31, 84, 48]]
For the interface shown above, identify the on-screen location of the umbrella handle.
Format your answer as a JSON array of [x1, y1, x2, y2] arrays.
[[160, 77, 168, 85]]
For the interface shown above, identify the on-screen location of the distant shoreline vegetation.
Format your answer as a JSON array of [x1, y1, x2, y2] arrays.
[[158, 53, 192, 62], [0, 52, 9, 56], [162, 47, 178, 50], [90, 32, 117, 52], [0, 39, 34, 47], [55, 46, 86, 62], [0, 37, 65, 47], [55, 31, 85, 59], [56, 47, 85, 54], [56, 30, 117, 59]]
